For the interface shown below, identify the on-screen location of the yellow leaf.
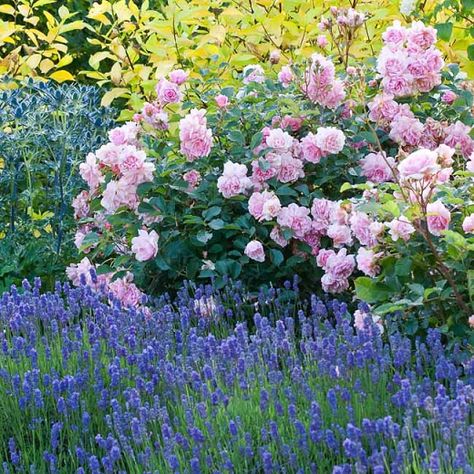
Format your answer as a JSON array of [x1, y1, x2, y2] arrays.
[[49, 69, 74, 82], [101, 87, 129, 106], [26, 53, 42, 69], [39, 58, 55, 73], [58, 6, 69, 19], [43, 11, 56, 26], [0, 5, 15, 15], [0, 21, 17, 43], [56, 54, 73, 68], [89, 51, 111, 69]]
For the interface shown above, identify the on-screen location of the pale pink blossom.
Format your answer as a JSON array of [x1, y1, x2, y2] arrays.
[[360, 152, 395, 183], [390, 116, 424, 146], [280, 115, 303, 132], [244, 240, 265, 262], [80, 153, 104, 190], [139, 102, 169, 130], [108, 122, 139, 146], [435, 144, 455, 166], [356, 247, 383, 277], [217, 161, 251, 198], [119, 146, 155, 185], [66, 257, 93, 287], [444, 121, 474, 158], [427, 200, 451, 236], [382, 21, 406, 48], [269, 50, 281, 64], [386, 216, 415, 242], [248, 191, 281, 221], [321, 248, 355, 293], [179, 109, 213, 161], [277, 153, 305, 183], [266, 128, 293, 152], [350, 212, 379, 247], [72, 191, 90, 219], [316, 249, 335, 270], [311, 198, 335, 233], [109, 272, 143, 307], [169, 69, 188, 85], [327, 224, 352, 247], [469, 315, 474, 328], [270, 226, 289, 247], [354, 309, 384, 333], [315, 127, 345, 155], [467, 153, 474, 173], [462, 214, 474, 233], [406, 21, 437, 51], [317, 34, 328, 47], [398, 148, 440, 180], [131, 229, 159, 262], [101, 179, 138, 213], [243, 64, 265, 84], [368, 94, 400, 123], [441, 90, 457, 104], [183, 170, 202, 189], [156, 78, 182, 104], [95, 143, 123, 169], [215, 94, 229, 108], [277, 204, 312, 239], [300, 133, 323, 163], [278, 66, 294, 88]]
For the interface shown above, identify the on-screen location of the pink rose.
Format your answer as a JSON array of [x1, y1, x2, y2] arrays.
[[441, 90, 457, 105], [469, 315, 474, 328], [169, 69, 188, 85], [101, 179, 138, 213], [277, 153, 305, 183], [248, 191, 281, 221], [215, 94, 230, 108], [269, 50, 281, 64], [300, 133, 323, 163], [179, 109, 213, 161], [407, 21, 437, 51], [79, 153, 104, 190], [266, 128, 294, 152], [368, 94, 400, 123], [66, 257, 94, 287], [426, 200, 451, 236], [462, 214, 474, 234], [183, 170, 202, 189], [382, 21, 406, 48], [96, 143, 123, 169], [350, 212, 379, 247], [360, 152, 395, 183], [140, 102, 169, 130], [245, 240, 265, 262], [119, 146, 155, 185], [108, 122, 139, 146], [398, 149, 440, 180], [327, 224, 352, 247], [386, 216, 415, 242], [243, 64, 265, 84], [315, 127, 345, 155], [156, 78, 182, 104], [317, 35, 328, 48], [356, 247, 383, 277], [217, 161, 251, 198], [311, 198, 334, 233], [444, 121, 474, 158], [316, 249, 335, 270], [270, 227, 289, 247], [72, 191, 90, 219], [277, 203, 312, 239], [109, 273, 143, 307], [278, 66, 294, 88], [131, 229, 159, 262]]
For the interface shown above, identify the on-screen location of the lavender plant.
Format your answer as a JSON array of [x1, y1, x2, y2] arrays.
[[0, 277, 473, 473], [0, 80, 116, 291]]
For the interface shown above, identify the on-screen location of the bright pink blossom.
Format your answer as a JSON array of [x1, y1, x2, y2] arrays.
[[300, 133, 323, 163], [217, 161, 251, 198], [215, 94, 229, 108], [386, 216, 415, 242], [315, 127, 345, 155], [360, 152, 395, 183], [179, 109, 213, 161], [156, 78, 182, 104], [131, 229, 159, 262], [356, 247, 383, 277], [426, 200, 451, 236]]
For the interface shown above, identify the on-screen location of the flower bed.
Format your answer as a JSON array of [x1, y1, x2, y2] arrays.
[[1, 278, 473, 472]]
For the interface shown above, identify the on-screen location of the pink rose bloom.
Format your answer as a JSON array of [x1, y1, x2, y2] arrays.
[[131, 229, 159, 262], [179, 109, 213, 161], [323, 79, 346, 109], [407, 21, 437, 51], [248, 191, 281, 221], [244, 240, 265, 262], [382, 21, 406, 48], [140, 102, 169, 130], [109, 273, 143, 308], [66, 257, 95, 287], [215, 94, 230, 108], [350, 212, 379, 247], [217, 161, 251, 198], [311, 198, 334, 233], [243, 64, 265, 84], [398, 148, 440, 180], [389, 116, 424, 147], [277, 153, 305, 183], [317, 34, 328, 48], [386, 216, 415, 242], [251, 157, 279, 183], [300, 133, 323, 163], [441, 90, 457, 105], [266, 128, 293, 152], [360, 152, 395, 183], [74, 230, 86, 251], [118, 146, 155, 185], [280, 115, 303, 132], [169, 68, 188, 85], [415, 73, 441, 93], [382, 76, 413, 97], [356, 247, 383, 277], [156, 78, 182, 104], [435, 144, 455, 166], [108, 122, 139, 146], [327, 224, 352, 247], [101, 179, 138, 213], [315, 127, 345, 155], [426, 200, 451, 236], [183, 169, 202, 189], [377, 48, 408, 77], [278, 66, 294, 88], [462, 214, 474, 234], [80, 153, 104, 190], [270, 226, 288, 247], [269, 49, 281, 64], [469, 315, 474, 328], [72, 190, 90, 219], [96, 143, 123, 169], [444, 121, 474, 158], [321, 273, 350, 294], [367, 94, 400, 123], [277, 203, 312, 239], [354, 309, 384, 334], [316, 248, 335, 270], [325, 248, 355, 279]]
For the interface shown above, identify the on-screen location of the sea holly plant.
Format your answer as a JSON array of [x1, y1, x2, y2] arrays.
[[71, 19, 474, 339]]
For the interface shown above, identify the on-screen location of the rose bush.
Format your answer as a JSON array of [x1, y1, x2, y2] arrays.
[[71, 16, 474, 339]]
